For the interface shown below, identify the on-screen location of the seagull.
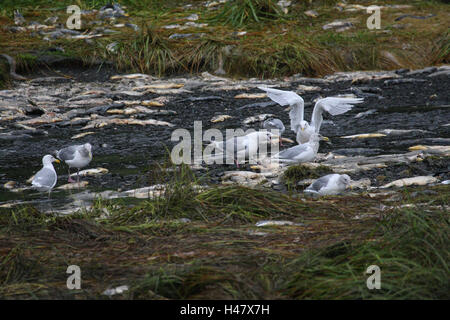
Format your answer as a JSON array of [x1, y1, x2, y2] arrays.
[[304, 174, 352, 195], [206, 131, 277, 167], [272, 133, 321, 164], [258, 87, 363, 144], [263, 118, 285, 145], [31, 155, 60, 198], [55, 143, 93, 183]]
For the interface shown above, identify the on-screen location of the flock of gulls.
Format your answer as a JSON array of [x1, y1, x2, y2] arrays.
[[31, 143, 93, 198], [30, 86, 364, 198], [206, 87, 364, 196]]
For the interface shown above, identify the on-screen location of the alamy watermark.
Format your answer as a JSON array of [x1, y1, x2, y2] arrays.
[[66, 5, 81, 30], [66, 265, 81, 289], [170, 121, 280, 166], [366, 265, 381, 289], [366, 6, 381, 30]]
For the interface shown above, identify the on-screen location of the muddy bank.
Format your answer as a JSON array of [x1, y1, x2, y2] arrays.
[[0, 64, 449, 212]]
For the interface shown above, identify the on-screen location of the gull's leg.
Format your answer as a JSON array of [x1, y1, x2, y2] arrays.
[[68, 167, 75, 183], [48, 190, 51, 199], [77, 168, 80, 184]]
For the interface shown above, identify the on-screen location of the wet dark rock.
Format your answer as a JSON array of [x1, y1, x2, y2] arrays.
[[169, 33, 205, 40], [272, 184, 285, 191], [410, 190, 438, 198], [350, 87, 382, 98], [58, 118, 90, 127], [22, 105, 45, 116], [394, 13, 436, 21], [395, 68, 410, 74], [183, 96, 224, 102], [237, 101, 278, 110], [406, 67, 437, 76], [0, 134, 31, 140], [428, 70, 450, 78], [334, 148, 384, 156], [29, 76, 73, 84], [383, 78, 428, 85], [356, 86, 382, 94]]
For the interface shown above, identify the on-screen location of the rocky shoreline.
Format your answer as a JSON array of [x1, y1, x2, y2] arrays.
[[0, 64, 449, 213]]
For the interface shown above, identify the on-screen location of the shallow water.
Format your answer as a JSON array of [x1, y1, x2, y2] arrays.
[[1, 66, 449, 212]]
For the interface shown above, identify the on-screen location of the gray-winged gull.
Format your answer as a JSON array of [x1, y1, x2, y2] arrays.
[[55, 143, 93, 183], [207, 131, 278, 167], [258, 87, 363, 144], [272, 133, 321, 164], [304, 174, 352, 195], [31, 155, 60, 198]]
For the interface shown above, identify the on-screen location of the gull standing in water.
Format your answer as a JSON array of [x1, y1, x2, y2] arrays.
[[258, 87, 363, 144], [31, 155, 60, 198], [304, 174, 352, 195], [55, 143, 93, 183]]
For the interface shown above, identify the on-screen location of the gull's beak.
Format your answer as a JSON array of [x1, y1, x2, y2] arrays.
[[54, 159, 61, 163], [301, 127, 305, 131], [322, 136, 330, 142]]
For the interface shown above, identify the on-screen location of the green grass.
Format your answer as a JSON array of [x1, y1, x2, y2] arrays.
[[1, 0, 449, 78], [0, 178, 448, 299], [283, 209, 449, 299], [95, 24, 181, 77], [209, 0, 284, 27]]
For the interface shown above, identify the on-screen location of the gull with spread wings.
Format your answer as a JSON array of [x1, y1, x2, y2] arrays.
[[258, 87, 363, 144]]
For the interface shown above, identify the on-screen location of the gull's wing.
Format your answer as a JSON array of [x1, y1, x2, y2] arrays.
[[32, 167, 56, 189], [276, 144, 309, 160], [258, 87, 302, 106], [306, 175, 333, 192], [77, 145, 90, 158], [311, 97, 364, 133], [56, 145, 78, 161], [258, 87, 304, 134]]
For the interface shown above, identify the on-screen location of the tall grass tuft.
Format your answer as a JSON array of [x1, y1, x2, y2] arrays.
[[210, 0, 284, 27], [104, 25, 180, 77], [182, 38, 231, 74]]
